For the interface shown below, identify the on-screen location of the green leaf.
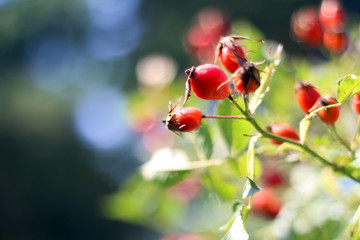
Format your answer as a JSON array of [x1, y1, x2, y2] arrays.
[[242, 177, 260, 199], [217, 100, 233, 152], [249, 44, 283, 113], [232, 114, 252, 154], [141, 148, 226, 180], [336, 74, 360, 103], [222, 215, 249, 240], [349, 204, 360, 240], [153, 171, 190, 188], [299, 117, 311, 144], [246, 135, 259, 178], [196, 121, 213, 159], [202, 168, 237, 200]]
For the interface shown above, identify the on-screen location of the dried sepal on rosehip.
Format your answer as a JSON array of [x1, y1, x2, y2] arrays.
[[182, 64, 230, 105], [295, 81, 321, 113], [165, 101, 202, 133], [215, 35, 249, 73], [231, 61, 261, 94], [215, 36, 268, 94], [316, 96, 340, 124]]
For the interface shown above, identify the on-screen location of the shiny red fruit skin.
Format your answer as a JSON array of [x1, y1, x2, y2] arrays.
[[189, 64, 230, 100], [233, 76, 260, 94], [295, 82, 321, 113], [220, 44, 246, 73], [169, 107, 202, 132], [352, 93, 360, 114], [252, 188, 282, 218], [323, 31, 348, 54], [319, 0, 346, 31], [318, 97, 340, 124], [270, 123, 300, 145]]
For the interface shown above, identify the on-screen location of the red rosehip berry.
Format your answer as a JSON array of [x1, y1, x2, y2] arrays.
[[319, 0, 346, 31], [186, 64, 230, 100], [291, 6, 323, 47], [351, 93, 360, 114], [252, 188, 282, 218], [323, 30, 348, 54], [268, 123, 300, 145], [262, 169, 285, 187], [231, 62, 261, 94], [166, 107, 202, 132], [219, 44, 246, 73], [295, 81, 321, 113], [318, 97, 340, 124]]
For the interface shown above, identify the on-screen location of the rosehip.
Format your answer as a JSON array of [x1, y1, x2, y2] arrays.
[[262, 169, 285, 187], [268, 123, 300, 145], [166, 107, 202, 132], [232, 62, 261, 94], [319, 0, 346, 31], [318, 97, 340, 124], [352, 93, 360, 114], [252, 188, 282, 218], [186, 64, 230, 100], [219, 44, 246, 73], [295, 81, 321, 113], [323, 30, 348, 54], [291, 6, 323, 47]]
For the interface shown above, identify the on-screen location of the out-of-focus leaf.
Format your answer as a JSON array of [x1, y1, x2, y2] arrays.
[[202, 168, 237, 200], [222, 215, 249, 240], [153, 171, 190, 188], [232, 107, 252, 154], [336, 74, 360, 103], [246, 135, 259, 178], [238, 154, 262, 179], [277, 142, 304, 153], [196, 121, 213, 159], [141, 148, 225, 180], [101, 174, 185, 228], [250, 44, 283, 113], [217, 100, 233, 152], [299, 117, 311, 144], [349, 205, 360, 240], [242, 177, 260, 199]]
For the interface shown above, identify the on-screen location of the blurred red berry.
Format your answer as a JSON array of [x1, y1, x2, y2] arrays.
[[318, 97, 340, 124], [352, 93, 360, 114], [323, 30, 348, 54], [252, 188, 282, 218], [263, 169, 285, 187], [269, 123, 300, 145], [187, 64, 230, 100], [295, 81, 321, 113], [184, 8, 229, 62], [167, 107, 202, 132], [291, 6, 323, 47], [319, 0, 346, 31]]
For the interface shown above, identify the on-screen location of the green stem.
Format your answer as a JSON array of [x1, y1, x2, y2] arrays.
[[228, 95, 360, 183], [328, 124, 354, 157], [202, 115, 246, 120]]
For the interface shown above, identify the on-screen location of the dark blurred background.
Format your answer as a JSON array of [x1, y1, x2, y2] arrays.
[[0, 0, 359, 239]]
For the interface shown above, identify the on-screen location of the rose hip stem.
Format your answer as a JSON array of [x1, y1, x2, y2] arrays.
[[227, 95, 360, 183]]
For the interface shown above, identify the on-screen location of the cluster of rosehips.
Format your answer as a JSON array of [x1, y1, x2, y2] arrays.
[[291, 0, 348, 53], [165, 35, 263, 133]]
